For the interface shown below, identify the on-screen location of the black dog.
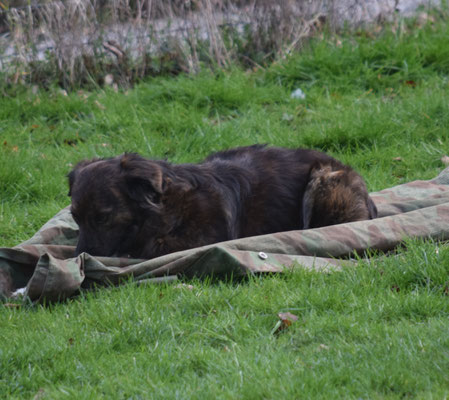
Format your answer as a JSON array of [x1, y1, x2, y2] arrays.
[[68, 145, 377, 259]]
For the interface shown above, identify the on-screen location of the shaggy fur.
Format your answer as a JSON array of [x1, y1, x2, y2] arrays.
[[68, 145, 377, 259]]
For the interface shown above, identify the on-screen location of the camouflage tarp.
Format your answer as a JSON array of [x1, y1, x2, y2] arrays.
[[1, 167, 449, 303]]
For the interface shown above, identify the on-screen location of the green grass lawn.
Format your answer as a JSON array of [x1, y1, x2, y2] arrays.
[[1, 15, 449, 399]]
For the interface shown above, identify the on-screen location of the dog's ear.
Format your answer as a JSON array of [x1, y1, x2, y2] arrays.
[[301, 163, 325, 229], [301, 187, 314, 229], [366, 196, 378, 219], [120, 153, 165, 208], [67, 159, 100, 196], [301, 162, 348, 229]]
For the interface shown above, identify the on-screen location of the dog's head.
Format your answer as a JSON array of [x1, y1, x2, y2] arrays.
[[302, 162, 377, 229], [68, 153, 171, 258]]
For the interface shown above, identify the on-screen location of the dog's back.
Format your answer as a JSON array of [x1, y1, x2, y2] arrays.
[[202, 145, 375, 236]]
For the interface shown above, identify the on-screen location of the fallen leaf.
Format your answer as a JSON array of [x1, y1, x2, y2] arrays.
[[12, 146, 18, 152], [318, 344, 330, 351], [31, 124, 39, 129], [392, 157, 402, 161], [273, 312, 299, 334], [278, 312, 298, 323], [405, 80, 417, 88], [441, 155, 449, 166]]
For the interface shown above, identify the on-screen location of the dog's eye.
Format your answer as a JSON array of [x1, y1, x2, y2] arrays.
[[93, 213, 109, 225]]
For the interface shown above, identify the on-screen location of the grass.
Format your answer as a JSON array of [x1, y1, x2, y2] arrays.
[[2, 14, 449, 399], [2, 240, 449, 398]]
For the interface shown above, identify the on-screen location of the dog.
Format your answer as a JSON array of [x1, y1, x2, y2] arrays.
[[68, 145, 377, 259]]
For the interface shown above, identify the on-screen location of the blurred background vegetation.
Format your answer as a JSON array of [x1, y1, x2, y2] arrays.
[[0, 0, 400, 89]]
